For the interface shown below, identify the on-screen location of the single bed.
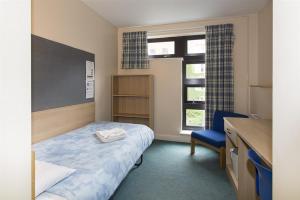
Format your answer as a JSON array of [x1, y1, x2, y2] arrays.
[[33, 121, 154, 200]]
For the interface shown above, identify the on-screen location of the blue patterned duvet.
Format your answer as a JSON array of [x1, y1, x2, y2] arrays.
[[33, 122, 154, 200]]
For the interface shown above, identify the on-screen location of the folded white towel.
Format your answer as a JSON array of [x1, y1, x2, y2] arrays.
[[96, 128, 126, 143]]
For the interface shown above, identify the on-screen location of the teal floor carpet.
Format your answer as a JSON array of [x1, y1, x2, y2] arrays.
[[110, 140, 236, 200]]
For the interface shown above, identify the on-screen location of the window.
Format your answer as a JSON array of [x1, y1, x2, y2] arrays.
[[187, 87, 205, 102], [148, 41, 175, 56], [183, 60, 206, 130], [187, 39, 206, 54], [147, 35, 206, 130], [186, 64, 205, 79], [182, 35, 206, 130], [147, 37, 176, 58], [186, 109, 205, 127]]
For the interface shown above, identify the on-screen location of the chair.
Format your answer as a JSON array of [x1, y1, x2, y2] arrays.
[[248, 149, 272, 200], [190, 110, 248, 168]]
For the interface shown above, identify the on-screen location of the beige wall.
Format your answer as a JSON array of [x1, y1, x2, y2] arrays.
[[117, 58, 187, 142], [117, 16, 255, 141], [32, 0, 117, 121], [258, 1, 273, 86], [249, 1, 273, 119]]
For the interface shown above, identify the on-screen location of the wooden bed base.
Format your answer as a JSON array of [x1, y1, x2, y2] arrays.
[[31, 102, 95, 199]]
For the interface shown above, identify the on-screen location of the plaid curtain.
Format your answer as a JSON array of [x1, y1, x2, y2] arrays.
[[122, 31, 149, 69], [205, 24, 234, 129]]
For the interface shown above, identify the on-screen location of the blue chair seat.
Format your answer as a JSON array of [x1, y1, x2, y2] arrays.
[[248, 149, 272, 200], [191, 130, 225, 148]]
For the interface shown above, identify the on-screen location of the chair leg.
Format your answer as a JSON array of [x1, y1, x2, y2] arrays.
[[191, 138, 196, 155], [219, 147, 226, 169]]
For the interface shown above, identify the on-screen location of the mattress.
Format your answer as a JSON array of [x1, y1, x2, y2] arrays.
[[33, 122, 154, 200], [36, 192, 66, 200]]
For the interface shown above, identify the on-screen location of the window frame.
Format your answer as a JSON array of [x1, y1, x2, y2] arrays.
[[182, 35, 206, 130], [147, 35, 205, 58], [182, 60, 206, 130]]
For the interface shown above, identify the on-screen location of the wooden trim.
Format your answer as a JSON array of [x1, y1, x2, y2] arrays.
[[31, 151, 35, 200], [113, 113, 149, 118], [148, 75, 154, 129], [190, 137, 225, 168], [226, 165, 238, 192], [237, 137, 257, 200], [113, 94, 149, 97], [220, 147, 226, 169], [32, 102, 95, 143], [111, 76, 114, 121], [249, 85, 272, 88], [112, 74, 151, 77], [192, 138, 221, 153]]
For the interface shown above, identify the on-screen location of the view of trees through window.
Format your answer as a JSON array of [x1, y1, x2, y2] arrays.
[[186, 109, 205, 127], [186, 64, 205, 79], [187, 87, 205, 102]]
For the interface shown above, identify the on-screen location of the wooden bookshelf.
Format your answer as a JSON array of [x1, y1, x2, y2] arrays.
[[111, 75, 154, 129], [112, 113, 149, 118], [113, 94, 149, 98]]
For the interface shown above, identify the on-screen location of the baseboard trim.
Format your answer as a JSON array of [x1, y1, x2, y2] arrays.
[[154, 134, 191, 143]]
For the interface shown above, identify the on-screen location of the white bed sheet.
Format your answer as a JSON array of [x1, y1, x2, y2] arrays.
[[36, 192, 66, 200]]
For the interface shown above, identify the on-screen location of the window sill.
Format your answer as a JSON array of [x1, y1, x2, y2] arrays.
[[149, 57, 183, 61], [180, 130, 192, 135]]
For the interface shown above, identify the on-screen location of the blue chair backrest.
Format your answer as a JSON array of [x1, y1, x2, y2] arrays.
[[212, 110, 248, 133], [248, 149, 272, 200]]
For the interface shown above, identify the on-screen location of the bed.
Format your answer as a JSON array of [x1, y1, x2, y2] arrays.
[[33, 121, 154, 200]]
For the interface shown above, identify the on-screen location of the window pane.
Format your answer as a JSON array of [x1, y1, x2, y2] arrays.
[[187, 39, 205, 54], [186, 109, 205, 127], [187, 87, 205, 101], [186, 64, 205, 79], [148, 41, 175, 56]]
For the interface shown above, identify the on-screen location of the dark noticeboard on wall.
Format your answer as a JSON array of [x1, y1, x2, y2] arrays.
[[31, 35, 95, 112]]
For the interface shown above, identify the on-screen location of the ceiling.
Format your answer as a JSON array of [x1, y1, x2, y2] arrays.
[[81, 0, 270, 27]]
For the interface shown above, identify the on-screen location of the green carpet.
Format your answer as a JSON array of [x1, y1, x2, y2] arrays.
[[110, 140, 236, 200]]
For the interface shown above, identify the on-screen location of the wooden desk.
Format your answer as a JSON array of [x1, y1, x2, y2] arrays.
[[224, 118, 272, 200]]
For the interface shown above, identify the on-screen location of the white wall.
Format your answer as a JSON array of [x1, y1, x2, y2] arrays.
[[273, 0, 300, 199], [0, 0, 31, 199], [117, 16, 256, 142], [32, 0, 117, 121]]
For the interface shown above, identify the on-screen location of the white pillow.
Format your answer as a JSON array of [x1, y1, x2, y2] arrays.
[[35, 160, 76, 197]]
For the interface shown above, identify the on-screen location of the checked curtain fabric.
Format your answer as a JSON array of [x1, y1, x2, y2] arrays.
[[122, 31, 149, 69], [205, 24, 234, 129]]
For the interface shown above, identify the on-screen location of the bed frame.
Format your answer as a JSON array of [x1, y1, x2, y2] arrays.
[[32, 102, 95, 143], [31, 102, 95, 199]]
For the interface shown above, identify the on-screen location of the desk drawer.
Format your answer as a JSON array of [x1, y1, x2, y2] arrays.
[[225, 121, 238, 146]]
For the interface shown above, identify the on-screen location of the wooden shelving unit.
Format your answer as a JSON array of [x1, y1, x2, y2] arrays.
[[111, 75, 154, 129], [113, 94, 149, 98]]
